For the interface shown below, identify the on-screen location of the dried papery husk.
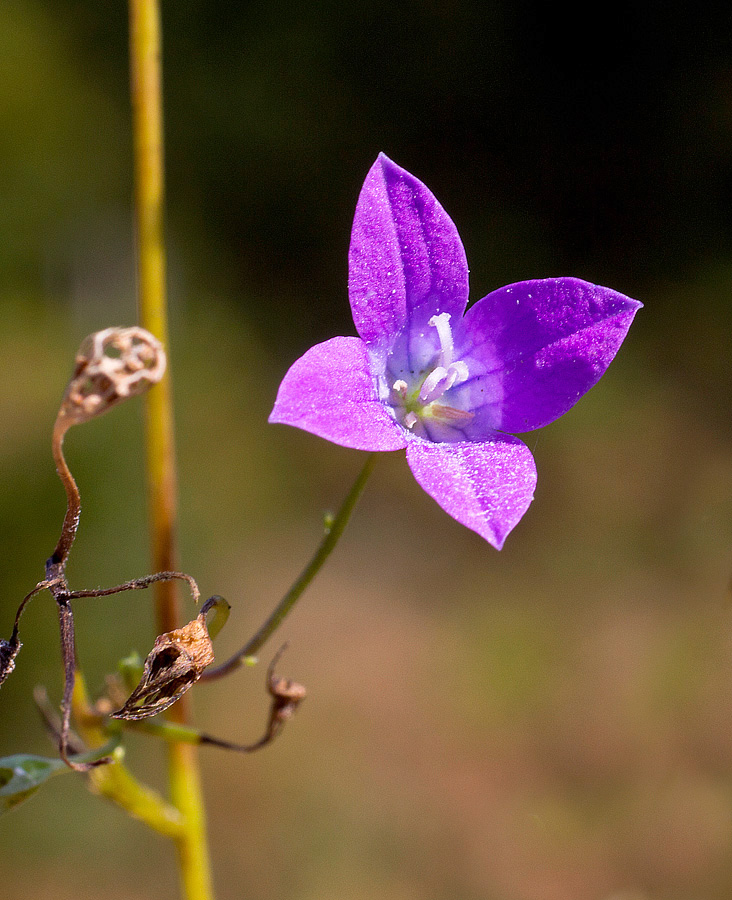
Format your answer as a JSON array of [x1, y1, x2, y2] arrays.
[[269, 675, 306, 709], [266, 651, 306, 737], [58, 326, 166, 427], [111, 614, 214, 721], [0, 638, 21, 687]]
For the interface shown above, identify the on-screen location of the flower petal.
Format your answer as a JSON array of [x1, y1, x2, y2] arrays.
[[269, 336, 407, 451], [348, 153, 469, 349], [405, 436, 537, 549], [456, 278, 642, 433]]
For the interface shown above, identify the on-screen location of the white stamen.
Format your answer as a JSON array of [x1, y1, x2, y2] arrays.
[[428, 312, 455, 368], [404, 411, 418, 429], [419, 356, 469, 405], [392, 379, 408, 397], [419, 366, 449, 403]]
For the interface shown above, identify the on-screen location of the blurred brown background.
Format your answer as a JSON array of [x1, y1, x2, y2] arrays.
[[2, 2, 732, 898]]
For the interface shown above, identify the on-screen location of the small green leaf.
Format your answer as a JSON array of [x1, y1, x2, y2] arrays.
[[0, 735, 122, 813], [0, 754, 67, 813]]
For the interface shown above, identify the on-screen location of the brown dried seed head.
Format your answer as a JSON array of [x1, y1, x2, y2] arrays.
[[268, 677, 306, 731], [269, 675, 307, 703], [265, 650, 306, 737], [164, 616, 216, 671], [0, 637, 21, 687], [58, 327, 166, 426], [111, 613, 214, 721]]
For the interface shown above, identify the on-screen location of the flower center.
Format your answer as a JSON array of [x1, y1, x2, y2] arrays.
[[389, 313, 473, 433]]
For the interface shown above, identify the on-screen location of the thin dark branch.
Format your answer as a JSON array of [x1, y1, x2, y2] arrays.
[[66, 571, 201, 605], [55, 599, 110, 771], [0, 581, 52, 687], [12, 581, 52, 639]]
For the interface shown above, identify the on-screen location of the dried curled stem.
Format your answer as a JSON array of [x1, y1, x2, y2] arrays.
[[46, 328, 167, 769], [2, 324, 308, 775], [186, 644, 306, 753], [0, 328, 169, 771], [0, 581, 49, 687], [51, 327, 166, 569]]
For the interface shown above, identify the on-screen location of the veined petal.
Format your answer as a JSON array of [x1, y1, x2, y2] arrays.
[[269, 336, 407, 451], [406, 436, 537, 549], [457, 278, 642, 433], [348, 154, 469, 350]]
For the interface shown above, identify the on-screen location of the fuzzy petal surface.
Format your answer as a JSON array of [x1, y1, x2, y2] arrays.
[[348, 153, 469, 349], [456, 278, 642, 433], [269, 336, 407, 451], [405, 436, 537, 549]]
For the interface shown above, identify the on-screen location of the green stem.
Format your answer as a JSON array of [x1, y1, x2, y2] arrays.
[[71, 675, 184, 838], [124, 718, 283, 754], [128, 718, 207, 745], [202, 453, 377, 682], [129, 2, 213, 898]]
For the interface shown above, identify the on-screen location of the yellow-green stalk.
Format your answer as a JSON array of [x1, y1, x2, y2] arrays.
[[129, 1, 214, 897]]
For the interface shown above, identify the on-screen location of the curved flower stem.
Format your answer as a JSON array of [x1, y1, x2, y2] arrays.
[[129, 2, 213, 898], [49, 419, 79, 568], [44, 419, 112, 771], [8, 580, 49, 646], [201, 452, 378, 683], [125, 718, 286, 753]]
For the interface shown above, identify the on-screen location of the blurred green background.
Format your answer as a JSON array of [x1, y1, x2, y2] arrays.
[[2, 2, 732, 898]]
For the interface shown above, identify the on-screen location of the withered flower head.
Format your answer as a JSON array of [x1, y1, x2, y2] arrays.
[[111, 613, 214, 721], [58, 326, 166, 427], [264, 645, 306, 742], [269, 668, 307, 716], [0, 637, 21, 688]]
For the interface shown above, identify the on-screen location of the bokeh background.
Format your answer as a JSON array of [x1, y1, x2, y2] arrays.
[[2, 2, 732, 899]]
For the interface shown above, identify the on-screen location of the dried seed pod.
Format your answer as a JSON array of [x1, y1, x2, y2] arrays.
[[111, 613, 214, 721], [262, 645, 306, 743], [58, 327, 166, 426], [0, 637, 21, 688]]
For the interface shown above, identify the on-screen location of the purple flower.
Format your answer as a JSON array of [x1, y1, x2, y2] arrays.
[[270, 154, 641, 548]]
